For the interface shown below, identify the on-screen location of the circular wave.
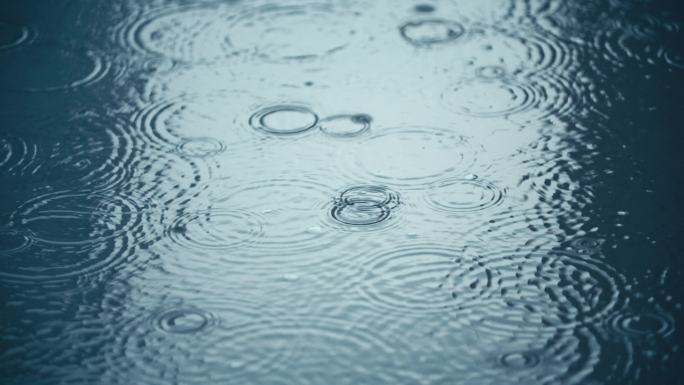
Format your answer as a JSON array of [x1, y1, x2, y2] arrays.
[[176, 137, 226, 158], [130, 93, 254, 150], [399, 19, 466, 47], [357, 244, 468, 315], [0, 22, 34, 50], [567, 237, 605, 256], [458, 250, 626, 335], [103, 300, 290, 385], [1, 113, 134, 191], [458, 25, 574, 75], [1, 191, 151, 283], [319, 113, 371, 137], [118, 3, 362, 63], [0, 227, 33, 255], [153, 307, 219, 335], [216, 178, 342, 251], [605, 309, 675, 340], [249, 105, 319, 135], [425, 176, 505, 214], [339, 126, 477, 188], [441, 74, 582, 122], [593, 15, 682, 69], [167, 209, 264, 252], [0, 133, 39, 177], [0, 43, 110, 92]]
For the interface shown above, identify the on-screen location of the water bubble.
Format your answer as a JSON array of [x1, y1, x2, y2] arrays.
[[154, 308, 218, 334], [176, 137, 226, 158], [330, 185, 401, 227], [249, 105, 319, 135], [0, 44, 109, 92], [319, 114, 372, 137], [399, 19, 466, 47], [425, 176, 505, 214]]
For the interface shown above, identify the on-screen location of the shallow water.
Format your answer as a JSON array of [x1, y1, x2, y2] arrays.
[[0, 0, 683, 384]]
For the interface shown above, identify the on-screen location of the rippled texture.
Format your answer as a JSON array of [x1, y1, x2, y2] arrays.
[[1, 0, 683, 384]]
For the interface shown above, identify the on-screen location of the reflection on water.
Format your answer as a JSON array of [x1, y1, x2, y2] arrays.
[[1, 0, 682, 384]]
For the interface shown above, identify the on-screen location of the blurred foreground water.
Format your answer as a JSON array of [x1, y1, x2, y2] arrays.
[[1, 0, 683, 384]]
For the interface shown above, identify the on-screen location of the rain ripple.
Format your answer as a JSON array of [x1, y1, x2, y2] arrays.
[[116, 3, 363, 63], [339, 126, 477, 188], [0, 43, 110, 92], [0, 22, 35, 50], [424, 175, 505, 214], [2, 191, 153, 283], [330, 185, 401, 228], [441, 73, 583, 123]]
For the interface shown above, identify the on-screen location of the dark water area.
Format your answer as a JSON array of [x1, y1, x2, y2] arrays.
[[1, 0, 683, 383]]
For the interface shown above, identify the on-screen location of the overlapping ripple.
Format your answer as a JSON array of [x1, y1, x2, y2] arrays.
[[1, 113, 134, 191], [592, 15, 683, 69], [441, 73, 583, 123], [329, 185, 401, 228], [130, 92, 254, 151], [1, 191, 152, 283], [117, 2, 364, 63], [340, 126, 477, 188]]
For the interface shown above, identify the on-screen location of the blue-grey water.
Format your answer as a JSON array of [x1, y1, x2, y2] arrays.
[[1, 0, 683, 384]]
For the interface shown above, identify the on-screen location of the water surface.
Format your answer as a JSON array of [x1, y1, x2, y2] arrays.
[[1, 0, 683, 384]]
